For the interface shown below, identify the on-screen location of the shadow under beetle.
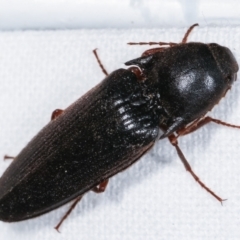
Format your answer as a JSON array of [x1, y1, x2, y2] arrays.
[[0, 24, 240, 231]]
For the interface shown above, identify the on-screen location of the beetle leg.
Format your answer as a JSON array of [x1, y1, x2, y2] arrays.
[[181, 23, 199, 43], [177, 116, 240, 137], [54, 179, 109, 231], [51, 109, 64, 120], [92, 179, 109, 193], [128, 23, 198, 54], [168, 134, 226, 204], [54, 195, 83, 232], [4, 109, 65, 161], [93, 49, 109, 77], [3, 155, 15, 160], [54, 180, 109, 232]]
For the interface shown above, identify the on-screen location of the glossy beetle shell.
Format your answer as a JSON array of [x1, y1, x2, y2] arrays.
[[0, 41, 238, 222], [0, 69, 160, 221]]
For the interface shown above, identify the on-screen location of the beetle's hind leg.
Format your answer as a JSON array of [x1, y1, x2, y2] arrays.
[[55, 195, 83, 232], [55, 179, 109, 232], [168, 134, 226, 204]]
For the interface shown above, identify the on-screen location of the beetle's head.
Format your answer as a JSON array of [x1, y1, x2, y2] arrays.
[[208, 43, 238, 86]]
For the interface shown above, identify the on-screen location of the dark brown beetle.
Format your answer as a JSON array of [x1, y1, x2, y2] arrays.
[[0, 24, 239, 231]]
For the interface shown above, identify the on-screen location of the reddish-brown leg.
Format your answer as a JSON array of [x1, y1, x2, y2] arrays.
[[3, 155, 15, 160], [128, 23, 198, 51], [54, 195, 83, 232], [93, 49, 109, 77], [51, 109, 64, 121], [168, 134, 226, 204], [181, 23, 199, 43], [3, 109, 64, 161], [177, 116, 240, 137], [92, 179, 109, 193], [54, 179, 109, 232]]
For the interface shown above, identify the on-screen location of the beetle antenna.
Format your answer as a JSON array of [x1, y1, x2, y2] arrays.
[[127, 41, 178, 46]]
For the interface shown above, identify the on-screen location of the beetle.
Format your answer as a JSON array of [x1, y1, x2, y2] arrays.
[[0, 24, 239, 231]]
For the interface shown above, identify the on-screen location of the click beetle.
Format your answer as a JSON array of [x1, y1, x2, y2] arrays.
[[0, 24, 239, 231]]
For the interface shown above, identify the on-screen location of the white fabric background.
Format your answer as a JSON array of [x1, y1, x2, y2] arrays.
[[0, 25, 240, 240], [1, 0, 240, 30]]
